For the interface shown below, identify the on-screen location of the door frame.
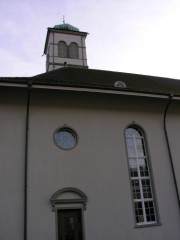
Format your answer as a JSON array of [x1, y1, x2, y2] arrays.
[[55, 206, 85, 240]]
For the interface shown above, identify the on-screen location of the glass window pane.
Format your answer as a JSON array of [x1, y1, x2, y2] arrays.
[[126, 138, 136, 157], [145, 201, 156, 222], [129, 159, 138, 177], [134, 202, 144, 223], [126, 128, 141, 138], [142, 179, 152, 198], [139, 158, 149, 177], [136, 139, 145, 157], [132, 180, 141, 199]]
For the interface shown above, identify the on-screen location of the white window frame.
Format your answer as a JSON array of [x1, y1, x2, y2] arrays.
[[125, 126, 158, 226]]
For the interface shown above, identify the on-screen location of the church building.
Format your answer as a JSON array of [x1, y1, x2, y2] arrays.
[[1, 22, 180, 240]]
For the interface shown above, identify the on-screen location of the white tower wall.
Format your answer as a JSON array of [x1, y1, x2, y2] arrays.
[[44, 23, 88, 72]]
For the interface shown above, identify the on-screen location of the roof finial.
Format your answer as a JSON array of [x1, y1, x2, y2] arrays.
[[63, 15, 65, 24]]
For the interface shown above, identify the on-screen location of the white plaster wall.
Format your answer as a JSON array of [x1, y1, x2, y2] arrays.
[[0, 87, 26, 240], [1, 87, 180, 240], [163, 100, 180, 198], [26, 90, 180, 240]]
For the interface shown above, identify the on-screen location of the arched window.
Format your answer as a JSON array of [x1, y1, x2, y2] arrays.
[[125, 126, 158, 225], [58, 41, 67, 58], [69, 42, 79, 59]]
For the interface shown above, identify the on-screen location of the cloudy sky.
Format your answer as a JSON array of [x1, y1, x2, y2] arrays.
[[1, 0, 180, 79]]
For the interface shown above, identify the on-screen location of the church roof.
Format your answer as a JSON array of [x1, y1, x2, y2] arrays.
[[54, 23, 79, 32], [1, 67, 180, 97]]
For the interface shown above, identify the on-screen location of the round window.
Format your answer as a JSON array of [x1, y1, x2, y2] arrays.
[[54, 128, 77, 150]]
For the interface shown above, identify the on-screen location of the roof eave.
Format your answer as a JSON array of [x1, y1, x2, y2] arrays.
[[0, 80, 177, 100]]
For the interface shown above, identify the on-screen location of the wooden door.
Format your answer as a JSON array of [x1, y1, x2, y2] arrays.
[[58, 209, 83, 240]]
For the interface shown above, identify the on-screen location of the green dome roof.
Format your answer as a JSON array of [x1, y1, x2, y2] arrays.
[[54, 23, 79, 32]]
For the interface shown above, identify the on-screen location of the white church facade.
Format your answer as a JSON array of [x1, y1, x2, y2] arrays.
[[1, 22, 180, 240]]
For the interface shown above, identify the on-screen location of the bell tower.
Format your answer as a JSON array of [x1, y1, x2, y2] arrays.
[[44, 21, 88, 72]]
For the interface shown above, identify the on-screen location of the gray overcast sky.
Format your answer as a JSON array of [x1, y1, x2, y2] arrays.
[[1, 0, 180, 79]]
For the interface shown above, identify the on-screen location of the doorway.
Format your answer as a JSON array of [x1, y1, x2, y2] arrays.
[[58, 209, 83, 240]]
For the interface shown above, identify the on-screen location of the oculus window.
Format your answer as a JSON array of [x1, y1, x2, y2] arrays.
[[125, 126, 158, 226], [54, 127, 77, 150]]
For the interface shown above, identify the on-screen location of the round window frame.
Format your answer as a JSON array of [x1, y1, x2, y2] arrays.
[[53, 127, 78, 150]]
